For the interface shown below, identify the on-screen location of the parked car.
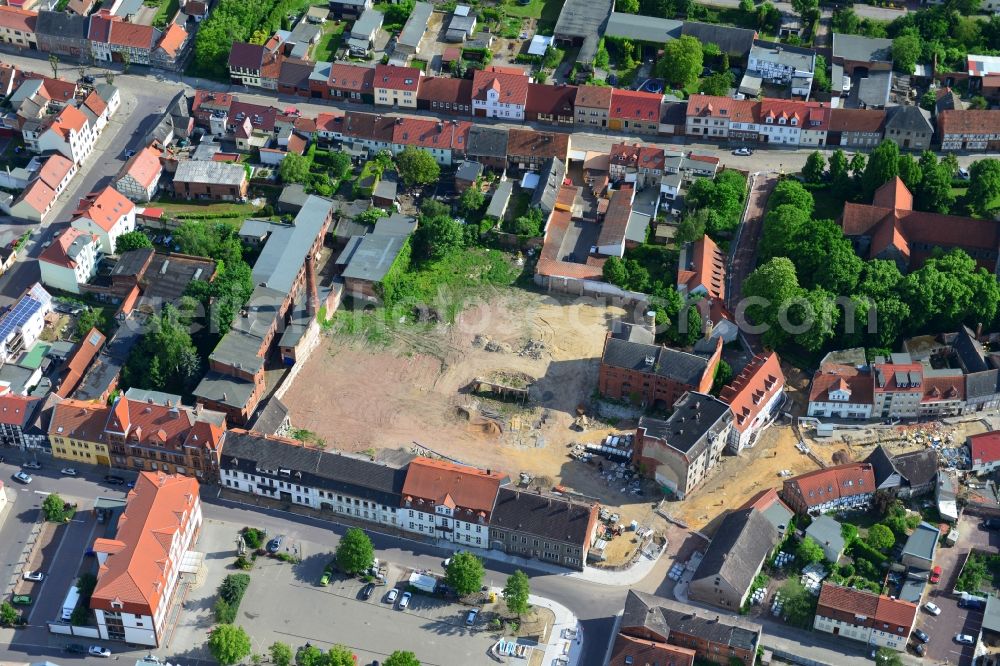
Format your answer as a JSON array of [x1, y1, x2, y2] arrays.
[[913, 643, 925, 657], [11, 595, 31, 605], [65, 644, 88, 654], [23, 461, 41, 470], [959, 597, 985, 609], [124, 149, 136, 158], [266, 535, 284, 553], [924, 602, 941, 616], [13, 471, 32, 484], [89, 646, 112, 658], [930, 566, 942, 584], [732, 147, 753, 156], [959, 167, 970, 179], [955, 634, 975, 645], [361, 583, 375, 600], [913, 629, 929, 643], [22, 571, 44, 581], [319, 571, 331, 586], [981, 518, 1000, 530], [60, 468, 78, 477], [385, 588, 399, 604], [104, 475, 125, 485], [398, 591, 411, 609], [465, 608, 479, 626]]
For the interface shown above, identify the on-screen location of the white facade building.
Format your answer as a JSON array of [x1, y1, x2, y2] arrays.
[[71, 186, 137, 254], [38, 228, 101, 294]]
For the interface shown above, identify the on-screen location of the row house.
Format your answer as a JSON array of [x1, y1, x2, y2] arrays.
[[780, 462, 876, 515], [342, 110, 397, 154], [390, 116, 471, 166], [172, 160, 248, 202], [746, 40, 815, 98], [277, 58, 314, 98], [71, 186, 136, 253], [814, 583, 917, 652], [114, 145, 163, 202], [190, 90, 235, 129], [882, 105, 933, 152], [38, 226, 101, 293], [8, 153, 76, 222], [373, 63, 422, 108], [608, 143, 664, 187], [35, 10, 90, 57], [968, 431, 1000, 475], [89, 11, 163, 66], [320, 62, 375, 104], [807, 364, 875, 419], [150, 23, 190, 71], [227, 40, 283, 90], [489, 487, 598, 570], [938, 109, 1000, 152], [608, 89, 661, 135], [634, 392, 733, 499], [828, 108, 885, 148], [220, 429, 407, 527], [525, 82, 575, 125], [465, 125, 508, 171], [400, 457, 507, 546], [417, 76, 473, 116], [90, 472, 201, 647], [719, 351, 786, 453], [314, 111, 344, 142], [27, 104, 96, 164], [0, 6, 38, 49], [472, 66, 530, 120], [575, 84, 612, 128], [685, 94, 737, 140], [506, 127, 569, 172], [0, 393, 42, 449]]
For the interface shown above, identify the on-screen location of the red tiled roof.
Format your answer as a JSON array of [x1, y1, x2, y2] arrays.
[[228, 101, 278, 132], [808, 364, 874, 405], [156, 23, 187, 57], [37, 154, 74, 191], [55, 327, 106, 398], [374, 64, 421, 91], [969, 431, 1000, 466], [293, 116, 317, 133], [817, 583, 916, 635], [87, 11, 111, 42], [678, 234, 725, 300], [0, 6, 37, 34], [14, 179, 55, 214], [120, 146, 162, 190], [829, 107, 885, 132], [686, 94, 758, 125], [66, 0, 97, 16], [922, 374, 964, 403], [637, 145, 664, 171], [285, 133, 307, 155], [609, 89, 661, 121], [51, 105, 88, 138], [315, 111, 344, 132], [82, 90, 107, 119], [74, 186, 134, 232], [441, 46, 461, 63], [472, 67, 529, 105], [873, 361, 923, 394], [938, 109, 1000, 136], [392, 116, 455, 149], [525, 82, 576, 117], [228, 41, 267, 70], [575, 84, 613, 110], [784, 463, 875, 510], [720, 352, 785, 434], [49, 398, 111, 442], [39, 226, 97, 269], [506, 127, 569, 160], [609, 634, 695, 666], [536, 208, 606, 280], [817, 582, 878, 618], [0, 393, 39, 428], [91, 472, 201, 617], [596, 186, 632, 248], [451, 120, 472, 150], [872, 177, 911, 210], [610, 142, 640, 169], [191, 90, 234, 116], [417, 76, 472, 106], [328, 63, 374, 92], [401, 457, 505, 517], [740, 487, 791, 514], [109, 20, 157, 49]]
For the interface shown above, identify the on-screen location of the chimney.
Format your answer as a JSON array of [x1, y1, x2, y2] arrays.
[[645, 310, 656, 334], [703, 318, 714, 340], [977, 322, 983, 338]]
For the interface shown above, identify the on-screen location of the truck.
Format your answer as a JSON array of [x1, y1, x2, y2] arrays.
[[61, 584, 80, 621]]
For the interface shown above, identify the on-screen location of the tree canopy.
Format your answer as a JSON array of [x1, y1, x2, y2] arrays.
[[121, 304, 201, 395], [335, 528, 374, 575], [866, 524, 896, 551], [684, 170, 747, 236], [862, 140, 901, 199], [796, 536, 825, 565], [279, 152, 311, 184], [42, 493, 69, 522], [270, 642, 293, 666], [503, 570, 531, 617], [803, 151, 825, 183], [384, 652, 421, 666], [412, 211, 463, 261], [208, 625, 252, 665], [115, 231, 153, 254], [445, 552, 485, 596], [658, 35, 703, 88], [396, 147, 441, 187], [968, 158, 1000, 217], [891, 31, 922, 73]]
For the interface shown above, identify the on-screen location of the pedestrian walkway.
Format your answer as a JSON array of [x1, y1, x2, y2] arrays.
[[530, 594, 583, 666]]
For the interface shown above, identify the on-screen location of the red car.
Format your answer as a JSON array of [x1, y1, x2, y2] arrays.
[[930, 565, 942, 584]]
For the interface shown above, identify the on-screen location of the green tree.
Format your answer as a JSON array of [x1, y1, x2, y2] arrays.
[[594, 38, 610, 69], [659, 35, 703, 88], [384, 652, 420, 666], [335, 527, 375, 575], [279, 152, 311, 184], [699, 71, 734, 96], [897, 153, 923, 191], [49, 53, 59, 79], [675, 209, 708, 243], [384, 0, 414, 24], [832, 7, 859, 33], [829, 148, 848, 177], [0, 601, 18, 626], [412, 213, 463, 261], [296, 645, 324, 666], [875, 648, 904, 666], [502, 570, 531, 618], [208, 625, 252, 665], [866, 524, 896, 551], [780, 579, 818, 628], [459, 186, 485, 217], [803, 152, 826, 183], [121, 304, 202, 394], [791, 0, 817, 18], [904, 249, 1000, 332], [685, 170, 747, 235], [74, 307, 108, 339], [813, 55, 831, 93], [769, 179, 815, 215], [915, 151, 955, 214], [711, 359, 733, 395], [841, 523, 859, 545], [603, 256, 628, 286], [396, 146, 440, 187], [796, 536, 825, 564], [892, 31, 921, 74], [756, 1, 781, 31], [326, 646, 356, 666], [742, 257, 804, 348], [788, 219, 862, 294], [968, 158, 1000, 217], [115, 231, 153, 254], [327, 152, 352, 179], [849, 152, 867, 177], [862, 140, 900, 199], [618, 0, 640, 11], [761, 205, 810, 261], [739, 0, 754, 12], [270, 641, 293, 665], [920, 89, 938, 112], [445, 552, 485, 596], [42, 493, 67, 522], [510, 207, 546, 237]]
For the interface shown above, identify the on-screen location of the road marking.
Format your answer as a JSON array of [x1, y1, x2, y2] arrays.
[[33, 490, 51, 497]]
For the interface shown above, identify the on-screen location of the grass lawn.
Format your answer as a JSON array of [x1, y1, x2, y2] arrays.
[[500, 16, 521, 38], [536, 0, 565, 33], [313, 21, 346, 61], [504, 0, 545, 19], [152, 199, 259, 217], [152, 0, 179, 28], [411, 59, 427, 71]]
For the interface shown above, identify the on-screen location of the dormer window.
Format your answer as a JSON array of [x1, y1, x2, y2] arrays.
[[778, 117, 786, 125], [766, 116, 773, 124], [791, 117, 798, 126]]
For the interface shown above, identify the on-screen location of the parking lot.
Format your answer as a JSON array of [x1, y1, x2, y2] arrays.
[[915, 512, 997, 662], [168, 519, 498, 666]]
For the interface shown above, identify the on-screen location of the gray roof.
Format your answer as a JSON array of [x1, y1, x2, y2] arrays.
[[73, 321, 141, 401], [956, 325, 989, 372], [892, 449, 938, 488], [447, 14, 476, 35], [124, 387, 184, 407], [832, 33, 893, 64], [36, 9, 88, 37], [805, 515, 845, 553], [984, 595, 1000, 635], [278, 183, 310, 210], [621, 590, 762, 651], [637, 392, 732, 455], [902, 522, 939, 564], [467, 125, 509, 159], [857, 70, 892, 108], [372, 178, 397, 202], [491, 487, 595, 546], [530, 157, 565, 214], [554, 0, 613, 41], [252, 195, 333, 294], [694, 508, 779, 596], [601, 337, 714, 387], [351, 8, 383, 38], [193, 371, 257, 409], [278, 291, 311, 350], [339, 233, 406, 283], [209, 284, 285, 373], [174, 160, 246, 186], [611, 320, 655, 345], [399, 1, 433, 49], [885, 104, 933, 133], [485, 180, 513, 219], [681, 21, 755, 58], [625, 210, 651, 245], [373, 212, 416, 236], [248, 396, 289, 435], [221, 429, 409, 507], [605, 12, 682, 43], [455, 160, 483, 183], [290, 19, 323, 44], [750, 40, 815, 73]]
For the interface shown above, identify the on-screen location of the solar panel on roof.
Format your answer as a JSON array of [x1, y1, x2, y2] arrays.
[[88, 332, 102, 345]]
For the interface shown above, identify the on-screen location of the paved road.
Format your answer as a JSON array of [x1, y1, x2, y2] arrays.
[[727, 173, 776, 354]]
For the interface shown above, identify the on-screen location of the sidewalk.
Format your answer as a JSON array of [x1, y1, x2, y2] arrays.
[[530, 594, 583, 666]]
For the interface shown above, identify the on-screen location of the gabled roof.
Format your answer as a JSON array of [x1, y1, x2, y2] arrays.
[[228, 41, 267, 70], [808, 363, 873, 404], [117, 145, 162, 190], [374, 64, 421, 91], [156, 22, 187, 57], [13, 179, 56, 215], [783, 462, 875, 510], [37, 154, 74, 190], [54, 327, 106, 398], [328, 63, 375, 92], [0, 6, 37, 34], [828, 107, 885, 132], [392, 116, 456, 149], [49, 105, 88, 138], [938, 109, 1000, 136], [575, 84, 613, 110], [417, 76, 472, 106], [466, 125, 508, 158], [677, 235, 725, 300], [39, 226, 97, 269], [621, 590, 762, 650], [609, 88, 662, 121], [831, 33, 893, 64], [884, 105, 933, 134], [472, 66, 529, 105], [609, 634, 695, 666], [90, 472, 200, 616], [719, 352, 784, 434], [681, 21, 756, 57], [491, 487, 596, 545], [401, 456, 506, 516], [969, 431, 1000, 466], [817, 583, 917, 634], [74, 186, 134, 232], [35, 10, 88, 38], [506, 127, 569, 160], [0, 393, 40, 428], [740, 488, 793, 533], [525, 83, 576, 117], [692, 508, 779, 598], [597, 186, 632, 248]]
